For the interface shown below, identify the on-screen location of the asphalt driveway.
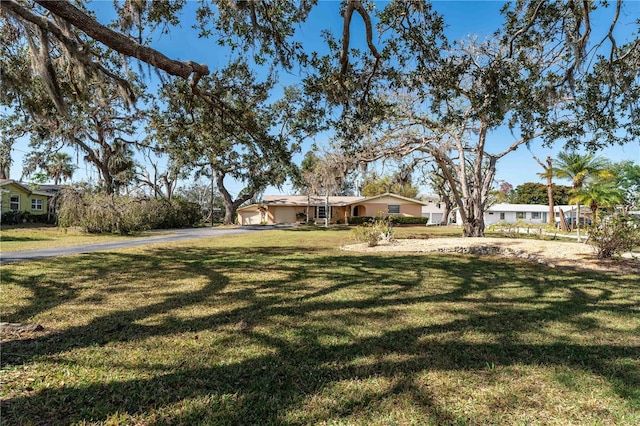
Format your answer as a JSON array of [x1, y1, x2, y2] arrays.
[[0, 226, 281, 264]]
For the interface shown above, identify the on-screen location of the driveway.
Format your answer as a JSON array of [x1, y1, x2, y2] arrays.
[[0, 226, 284, 265]]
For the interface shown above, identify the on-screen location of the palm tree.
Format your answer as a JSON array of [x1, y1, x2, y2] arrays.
[[571, 182, 624, 220], [553, 152, 610, 237], [46, 152, 76, 185]]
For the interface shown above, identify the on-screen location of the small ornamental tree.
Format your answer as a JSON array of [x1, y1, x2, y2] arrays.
[[353, 215, 394, 247], [588, 215, 640, 259]]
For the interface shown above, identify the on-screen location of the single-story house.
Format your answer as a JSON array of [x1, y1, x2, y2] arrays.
[[237, 193, 431, 225], [482, 203, 591, 226], [485, 203, 552, 225], [0, 179, 52, 217]]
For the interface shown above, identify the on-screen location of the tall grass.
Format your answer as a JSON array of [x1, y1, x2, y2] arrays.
[[1, 229, 638, 425]]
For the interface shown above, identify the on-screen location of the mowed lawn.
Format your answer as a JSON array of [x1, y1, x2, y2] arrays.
[[0, 225, 156, 253], [1, 228, 638, 425]]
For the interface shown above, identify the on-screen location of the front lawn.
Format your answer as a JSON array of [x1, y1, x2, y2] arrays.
[[1, 229, 638, 425], [0, 225, 159, 253]]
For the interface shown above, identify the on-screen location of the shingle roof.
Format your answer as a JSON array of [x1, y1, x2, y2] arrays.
[[262, 195, 365, 207]]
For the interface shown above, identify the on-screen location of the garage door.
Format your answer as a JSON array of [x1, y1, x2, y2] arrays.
[[241, 210, 261, 225], [273, 207, 297, 224]]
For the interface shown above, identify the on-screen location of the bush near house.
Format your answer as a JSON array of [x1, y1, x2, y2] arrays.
[[352, 215, 395, 247], [348, 216, 429, 225], [1, 211, 53, 225]]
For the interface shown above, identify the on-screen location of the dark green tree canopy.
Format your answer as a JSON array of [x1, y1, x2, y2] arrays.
[[513, 182, 572, 206]]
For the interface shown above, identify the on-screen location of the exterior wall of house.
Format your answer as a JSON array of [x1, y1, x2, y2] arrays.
[[311, 205, 349, 224], [485, 208, 549, 225], [272, 206, 297, 224], [359, 200, 422, 217], [0, 183, 48, 215]]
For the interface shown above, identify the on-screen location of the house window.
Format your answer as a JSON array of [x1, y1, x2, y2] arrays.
[[317, 205, 327, 219], [10, 195, 19, 211], [516, 212, 526, 219], [531, 212, 541, 219], [388, 204, 400, 214], [31, 198, 43, 211], [499, 212, 505, 220]]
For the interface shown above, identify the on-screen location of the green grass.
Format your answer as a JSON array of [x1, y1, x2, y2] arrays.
[[1, 228, 639, 425], [0, 225, 161, 252]]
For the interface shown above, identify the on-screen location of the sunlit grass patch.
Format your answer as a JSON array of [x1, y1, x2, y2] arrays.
[[1, 229, 638, 424], [0, 225, 157, 252]]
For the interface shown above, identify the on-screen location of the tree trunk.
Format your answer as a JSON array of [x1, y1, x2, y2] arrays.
[[440, 195, 453, 226], [463, 219, 485, 237], [462, 199, 486, 237], [545, 156, 554, 225], [215, 169, 253, 225], [324, 193, 329, 227]]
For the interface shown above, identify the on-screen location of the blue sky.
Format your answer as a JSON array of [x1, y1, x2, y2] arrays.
[[9, 1, 639, 196]]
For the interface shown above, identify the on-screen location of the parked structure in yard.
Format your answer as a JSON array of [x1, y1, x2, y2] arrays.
[[237, 193, 436, 225], [0, 179, 52, 219]]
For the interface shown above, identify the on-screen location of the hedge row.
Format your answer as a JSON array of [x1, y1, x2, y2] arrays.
[[1, 211, 54, 225], [348, 216, 429, 225]]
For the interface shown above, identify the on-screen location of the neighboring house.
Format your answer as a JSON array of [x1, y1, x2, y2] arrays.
[[237, 193, 430, 225], [0, 179, 51, 218], [420, 196, 448, 225], [482, 203, 591, 226], [485, 203, 552, 226]]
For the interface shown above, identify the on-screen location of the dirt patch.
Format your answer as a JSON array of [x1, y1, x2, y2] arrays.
[[342, 237, 639, 274]]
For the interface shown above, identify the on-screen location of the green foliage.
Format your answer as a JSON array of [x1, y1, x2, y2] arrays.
[[1, 229, 639, 424], [391, 216, 429, 225], [587, 215, 640, 259], [352, 216, 394, 247], [0, 211, 52, 226], [513, 182, 572, 205], [609, 161, 640, 210], [349, 216, 428, 225], [57, 189, 201, 234], [360, 171, 420, 199]]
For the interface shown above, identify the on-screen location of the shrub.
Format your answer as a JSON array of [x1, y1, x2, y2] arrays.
[[352, 216, 394, 247], [587, 214, 640, 259], [348, 216, 374, 225], [57, 189, 202, 234], [392, 216, 429, 225], [1, 211, 52, 225], [348, 216, 429, 225]]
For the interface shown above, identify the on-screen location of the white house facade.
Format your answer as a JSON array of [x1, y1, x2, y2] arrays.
[[420, 196, 448, 225], [485, 204, 552, 225]]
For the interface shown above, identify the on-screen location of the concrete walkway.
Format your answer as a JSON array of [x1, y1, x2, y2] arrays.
[[0, 226, 282, 265]]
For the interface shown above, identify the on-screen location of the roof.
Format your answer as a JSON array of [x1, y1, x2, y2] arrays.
[[261, 195, 365, 207], [0, 179, 52, 197], [260, 193, 428, 207], [487, 203, 586, 213], [360, 192, 429, 206], [488, 203, 550, 212]]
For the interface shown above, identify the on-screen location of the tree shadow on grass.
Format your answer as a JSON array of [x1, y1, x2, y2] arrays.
[[0, 236, 52, 242], [1, 245, 639, 424]]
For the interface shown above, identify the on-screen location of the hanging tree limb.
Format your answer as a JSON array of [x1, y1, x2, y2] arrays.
[[31, 0, 209, 80]]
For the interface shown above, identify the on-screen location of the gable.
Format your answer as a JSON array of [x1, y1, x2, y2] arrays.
[[358, 193, 427, 206]]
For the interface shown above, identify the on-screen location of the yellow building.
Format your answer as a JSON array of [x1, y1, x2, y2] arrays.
[[0, 179, 51, 219]]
